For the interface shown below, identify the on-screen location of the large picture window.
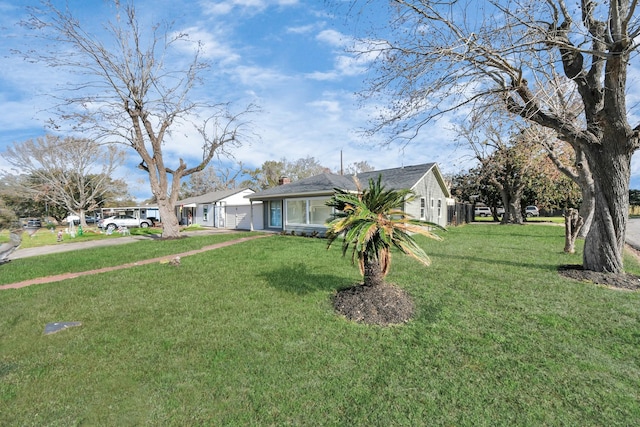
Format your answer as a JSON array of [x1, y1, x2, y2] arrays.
[[286, 199, 306, 224], [309, 199, 332, 225], [285, 197, 333, 226]]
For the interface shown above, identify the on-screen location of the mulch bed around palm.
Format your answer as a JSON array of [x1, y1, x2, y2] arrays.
[[333, 283, 415, 326]]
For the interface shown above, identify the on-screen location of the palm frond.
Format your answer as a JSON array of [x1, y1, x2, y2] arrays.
[[325, 173, 443, 280]]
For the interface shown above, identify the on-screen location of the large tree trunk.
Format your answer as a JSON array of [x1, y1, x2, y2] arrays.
[[500, 188, 523, 224], [158, 199, 180, 238], [582, 145, 631, 273], [148, 161, 183, 239]]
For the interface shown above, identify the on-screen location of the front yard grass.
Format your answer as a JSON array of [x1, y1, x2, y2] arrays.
[[1, 225, 639, 425]]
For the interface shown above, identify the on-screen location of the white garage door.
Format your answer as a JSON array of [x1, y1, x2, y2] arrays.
[[225, 206, 252, 229]]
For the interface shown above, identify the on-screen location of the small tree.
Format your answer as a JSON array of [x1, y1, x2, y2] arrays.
[[326, 175, 443, 287], [2, 135, 124, 226], [325, 175, 444, 325]]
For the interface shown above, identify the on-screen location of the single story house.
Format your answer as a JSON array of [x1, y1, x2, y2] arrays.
[[246, 163, 451, 235], [176, 188, 263, 230]]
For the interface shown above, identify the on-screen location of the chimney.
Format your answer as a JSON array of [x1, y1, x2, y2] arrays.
[[278, 176, 291, 185]]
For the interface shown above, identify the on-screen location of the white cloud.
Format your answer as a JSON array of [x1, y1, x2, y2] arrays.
[[171, 26, 241, 64], [316, 29, 347, 47], [199, 0, 298, 16], [307, 99, 342, 115], [287, 23, 320, 35]]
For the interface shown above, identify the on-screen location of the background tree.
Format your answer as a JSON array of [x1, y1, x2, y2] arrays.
[[342, 160, 376, 175], [21, 1, 255, 238], [525, 126, 594, 237], [523, 154, 582, 215], [1, 135, 124, 226], [0, 199, 18, 230], [179, 164, 243, 198], [242, 157, 330, 190], [458, 107, 542, 224], [345, 0, 640, 273]]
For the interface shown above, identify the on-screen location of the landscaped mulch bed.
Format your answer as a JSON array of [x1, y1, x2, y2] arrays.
[[333, 283, 415, 326]]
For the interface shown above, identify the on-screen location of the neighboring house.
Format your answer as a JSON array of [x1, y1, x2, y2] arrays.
[[246, 163, 451, 235], [176, 188, 263, 230]]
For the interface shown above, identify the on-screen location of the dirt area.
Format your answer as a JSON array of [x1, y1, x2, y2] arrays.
[[558, 266, 640, 291], [556, 244, 640, 291], [333, 283, 415, 326]]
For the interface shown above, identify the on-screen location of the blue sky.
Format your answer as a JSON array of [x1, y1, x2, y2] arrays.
[[1, 0, 640, 200]]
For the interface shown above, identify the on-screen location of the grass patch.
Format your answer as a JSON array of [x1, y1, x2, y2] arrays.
[[0, 231, 257, 285], [474, 216, 565, 224], [11, 226, 163, 249], [1, 225, 639, 425]]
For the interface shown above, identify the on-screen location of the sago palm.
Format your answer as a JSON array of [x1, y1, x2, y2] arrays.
[[326, 175, 443, 287]]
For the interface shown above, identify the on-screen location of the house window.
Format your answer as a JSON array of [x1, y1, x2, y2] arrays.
[[284, 197, 333, 226], [269, 201, 282, 227], [203, 206, 208, 221], [420, 198, 426, 219], [286, 199, 306, 224], [309, 199, 333, 225], [437, 199, 442, 218]]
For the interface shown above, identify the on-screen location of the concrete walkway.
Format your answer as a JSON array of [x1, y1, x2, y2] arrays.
[[9, 228, 236, 260], [1, 232, 271, 290]]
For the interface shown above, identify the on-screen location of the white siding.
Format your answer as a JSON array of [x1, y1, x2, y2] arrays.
[[407, 169, 448, 228]]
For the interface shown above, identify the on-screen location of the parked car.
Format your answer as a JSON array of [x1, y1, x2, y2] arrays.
[[525, 206, 540, 217], [67, 214, 97, 225], [98, 215, 153, 232], [497, 207, 505, 216], [474, 206, 493, 217], [24, 219, 42, 228]]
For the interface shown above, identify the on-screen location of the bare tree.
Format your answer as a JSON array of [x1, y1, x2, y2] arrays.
[[242, 157, 331, 189], [20, 1, 255, 238], [343, 160, 376, 175], [179, 163, 243, 198], [2, 135, 124, 226], [346, 0, 640, 273]]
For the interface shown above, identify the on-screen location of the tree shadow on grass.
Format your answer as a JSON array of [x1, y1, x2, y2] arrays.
[[259, 262, 352, 295]]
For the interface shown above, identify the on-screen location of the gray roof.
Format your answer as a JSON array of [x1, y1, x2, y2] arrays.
[[177, 188, 252, 206], [247, 163, 440, 200]]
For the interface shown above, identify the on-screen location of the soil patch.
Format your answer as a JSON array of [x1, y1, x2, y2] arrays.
[[333, 283, 415, 326], [558, 264, 640, 291]]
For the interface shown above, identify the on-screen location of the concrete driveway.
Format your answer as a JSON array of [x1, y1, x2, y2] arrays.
[[626, 217, 640, 250]]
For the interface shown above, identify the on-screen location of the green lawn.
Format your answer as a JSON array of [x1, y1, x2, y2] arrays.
[[1, 225, 639, 426]]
